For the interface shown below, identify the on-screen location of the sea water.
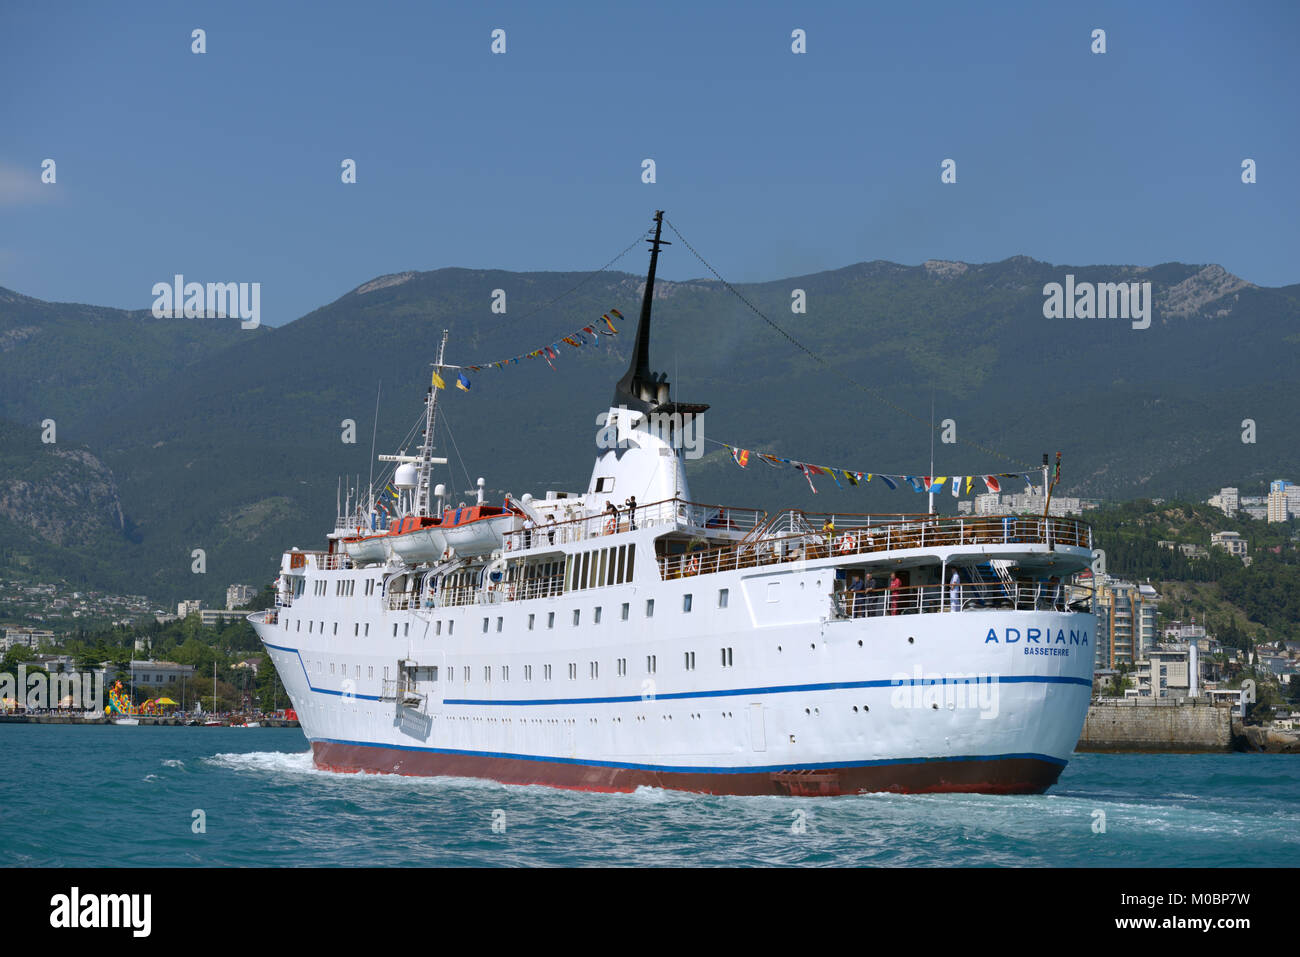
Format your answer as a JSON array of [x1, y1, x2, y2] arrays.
[[1, 725, 1296, 867]]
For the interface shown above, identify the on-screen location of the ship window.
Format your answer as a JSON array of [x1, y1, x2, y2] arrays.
[[502, 665, 509, 681], [685, 651, 696, 671], [296, 620, 300, 632], [646, 655, 656, 674], [354, 623, 359, 636], [594, 606, 602, 624], [565, 554, 576, 591], [496, 617, 503, 633], [484, 666, 490, 682], [547, 612, 555, 629], [721, 648, 733, 667], [621, 602, 630, 621], [718, 588, 729, 608], [463, 666, 470, 682], [626, 545, 635, 580], [431, 666, 438, 681], [589, 661, 598, 679], [599, 549, 609, 586], [683, 594, 693, 613], [568, 663, 577, 680], [646, 599, 655, 618], [544, 664, 552, 680], [595, 476, 615, 493], [482, 617, 489, 634], [573, 609, 581, 626], [580, 552, 590, 590], [333, 622, 338, 635], [616, 545, 626, 583], [308, 621, 313, 633], [404, 623, 409, 637], [392, 624, 397, 637], [617, 658, 626, 676], [364, 623, 369, 636], [528, 614, 535, 631], [524, 665, 532, 681], [436, 620, 442, 635], [448, 620, 454, 635]]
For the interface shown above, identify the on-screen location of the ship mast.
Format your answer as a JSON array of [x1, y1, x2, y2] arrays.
[[416, 330, 449, 517]]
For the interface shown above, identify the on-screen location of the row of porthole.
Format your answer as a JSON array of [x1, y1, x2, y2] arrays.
[[776, 636, 917, 653]]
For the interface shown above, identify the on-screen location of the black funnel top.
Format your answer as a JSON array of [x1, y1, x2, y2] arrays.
[[612, 211, 669, 412]]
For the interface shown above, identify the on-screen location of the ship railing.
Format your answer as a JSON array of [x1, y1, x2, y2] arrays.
[[828, 581, 1094, 619], [290, 550, 354, 571], [502, 497, 766, 551], [658, 514, 1093, 579], [386, 593, 424, 611]]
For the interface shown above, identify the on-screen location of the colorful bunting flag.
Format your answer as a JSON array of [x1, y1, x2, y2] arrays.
[[431, 371, 446, 390], [456, 373, 471, 392], [731, 448, 750, 468]]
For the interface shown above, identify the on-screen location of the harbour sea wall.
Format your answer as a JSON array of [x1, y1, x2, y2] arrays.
[[1077, 698, 1234, 753]]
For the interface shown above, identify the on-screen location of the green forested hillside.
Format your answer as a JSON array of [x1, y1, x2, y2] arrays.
[[1, 250, 1298, 604]]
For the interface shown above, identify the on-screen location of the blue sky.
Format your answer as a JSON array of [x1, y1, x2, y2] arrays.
[[1, 0, 1296, 325]]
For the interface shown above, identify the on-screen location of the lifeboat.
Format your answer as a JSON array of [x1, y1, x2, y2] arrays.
[[439, 503, 519, 556], [387, 514, 448, 564], [343, 531, 392, 565]]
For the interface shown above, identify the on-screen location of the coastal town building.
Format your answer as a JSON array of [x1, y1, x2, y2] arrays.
[[227, 584, 258, 608], [1210, 530, 1249, 562], [177, 599, 204, 618], [1094, 577, 1160, 668]]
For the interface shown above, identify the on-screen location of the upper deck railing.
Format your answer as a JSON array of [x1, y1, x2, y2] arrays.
[[659, 513, 1092, 580], [502, 497, 765, 552]]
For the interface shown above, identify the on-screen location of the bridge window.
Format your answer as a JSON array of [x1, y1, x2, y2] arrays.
[[573, 609, 581, 627], [683, 594, 693, 613], [617, 545, 626, 583], [646, 599, 655, 618], [528, 614, 535, 631], [621, 602, 629, 621], [718, 588, 729, 608], [496, 617, 503, 633], [547, 612, 555, 629], [594, 606, 602, 624], [482, 617, 489, 634]]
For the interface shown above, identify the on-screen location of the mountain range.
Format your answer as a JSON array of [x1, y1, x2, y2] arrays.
[[1, 251, 1297, 606]]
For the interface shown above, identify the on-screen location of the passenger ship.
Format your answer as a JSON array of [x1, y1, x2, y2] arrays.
[[249, 212, 1097, 796]]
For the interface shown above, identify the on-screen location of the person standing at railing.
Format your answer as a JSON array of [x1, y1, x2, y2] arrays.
[[546, 513, 556, 545], [625, 496, 638, 530], [888, 572, 902, 616], [848, 573, 866, 618], [949, 569, 961, 613], [522, 517, 534, 550]]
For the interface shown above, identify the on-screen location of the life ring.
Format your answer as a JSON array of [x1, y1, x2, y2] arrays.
[[686, 555, 700, 575], [604, 517, 616, 535], [838, 532, 856, 554], [506, 538, 514, 551]]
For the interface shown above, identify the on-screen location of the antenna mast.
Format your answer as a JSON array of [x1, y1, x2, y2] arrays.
[[416, 330, 450, 517]]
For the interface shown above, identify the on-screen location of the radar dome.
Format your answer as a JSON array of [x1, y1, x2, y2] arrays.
[[394, 464, 418, 488]]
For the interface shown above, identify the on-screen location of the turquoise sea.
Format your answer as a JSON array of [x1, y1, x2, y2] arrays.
[[1, 725, 1296, 867]]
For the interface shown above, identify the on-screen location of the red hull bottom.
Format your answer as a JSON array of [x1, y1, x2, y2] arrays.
[[311, 741, 1065, 796]]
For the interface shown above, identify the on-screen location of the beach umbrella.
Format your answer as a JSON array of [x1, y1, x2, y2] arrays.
[[155, 697, 178, 706]]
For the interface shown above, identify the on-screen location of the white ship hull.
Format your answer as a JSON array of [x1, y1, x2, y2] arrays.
[[252, 536, 1095, 796]]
